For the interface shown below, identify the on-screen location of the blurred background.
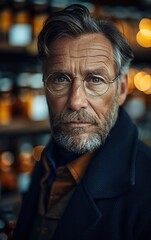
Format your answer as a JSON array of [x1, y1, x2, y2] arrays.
[[0, 0, 151, 237]]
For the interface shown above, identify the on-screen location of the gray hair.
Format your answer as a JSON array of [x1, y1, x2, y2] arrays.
[[38, 4, 134, 75]]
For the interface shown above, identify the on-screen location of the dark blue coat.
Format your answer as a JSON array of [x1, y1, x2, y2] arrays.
[[13, 108, 151, 240]]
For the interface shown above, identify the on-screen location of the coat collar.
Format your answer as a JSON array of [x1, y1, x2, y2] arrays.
[[53, 108, 139, 240], [82, 107, 138, 199]]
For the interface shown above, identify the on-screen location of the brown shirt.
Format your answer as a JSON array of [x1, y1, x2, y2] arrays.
[[40, 151, 94, 219]]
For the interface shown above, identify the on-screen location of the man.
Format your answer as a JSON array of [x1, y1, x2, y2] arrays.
[[13, 4, 151, 240]]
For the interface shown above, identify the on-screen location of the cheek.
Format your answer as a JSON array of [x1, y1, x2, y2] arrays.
[[46, 94, 67, 116], [89, 92, 117, 120]]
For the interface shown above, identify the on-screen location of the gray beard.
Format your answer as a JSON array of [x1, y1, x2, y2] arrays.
[[50, 96, 119, 154]]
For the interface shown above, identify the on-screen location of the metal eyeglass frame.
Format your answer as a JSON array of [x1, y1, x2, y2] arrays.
[[43, 72, 121, 97]]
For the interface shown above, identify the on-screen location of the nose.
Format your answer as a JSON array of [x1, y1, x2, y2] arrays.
[[67, 82, 88, 111]]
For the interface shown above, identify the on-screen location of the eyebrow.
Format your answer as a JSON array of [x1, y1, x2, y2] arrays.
[[84, 68, 109, 76], [47, 68, 110, 79]]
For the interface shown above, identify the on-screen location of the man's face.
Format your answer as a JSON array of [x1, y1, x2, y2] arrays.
[[44, 34, 128, 154]]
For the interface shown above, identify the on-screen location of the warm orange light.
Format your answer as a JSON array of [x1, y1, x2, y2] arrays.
[[139, 74, 151, 91], [137, 18, 151, 47], [140, 29, 151, 39], [134, 72, 147, 91], [136, 30, 151, 47], [144, 86, 151, 94], [134, 72, 151, 92], [139, 18, 151, 31]]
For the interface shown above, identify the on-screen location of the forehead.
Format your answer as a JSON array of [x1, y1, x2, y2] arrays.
[[46, 33, 115, 72]]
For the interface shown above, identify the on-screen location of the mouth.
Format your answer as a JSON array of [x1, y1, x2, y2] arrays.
[[61, 121, 92, 128]]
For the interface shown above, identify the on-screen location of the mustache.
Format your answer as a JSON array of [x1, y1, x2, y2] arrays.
[[53, 109, 100, 126]]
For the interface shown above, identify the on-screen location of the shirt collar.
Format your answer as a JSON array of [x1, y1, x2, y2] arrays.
[[45, 137, 83, 169], [44, 140, 95, 185], [67, 151, 95, 184]]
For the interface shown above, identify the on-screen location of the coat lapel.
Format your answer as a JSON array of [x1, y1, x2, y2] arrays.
[[53, 182, 102, 240], [83, 107, 138, 199]]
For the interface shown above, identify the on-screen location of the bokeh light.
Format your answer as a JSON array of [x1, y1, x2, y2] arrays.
[[136, 18, 151, 48], [139, 18, 151, 31], [133, 71, 151, 93]]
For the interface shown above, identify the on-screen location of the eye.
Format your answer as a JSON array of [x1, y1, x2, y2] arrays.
[[50, 73, 71, 84], [87, 75, 106, 85]]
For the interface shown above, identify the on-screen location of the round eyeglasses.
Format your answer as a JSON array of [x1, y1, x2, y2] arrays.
[[43, 72, 120, 97]]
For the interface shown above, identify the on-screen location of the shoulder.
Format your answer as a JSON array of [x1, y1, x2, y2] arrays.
[[135, 140, 151, 187], [137, 140, 151, 161]]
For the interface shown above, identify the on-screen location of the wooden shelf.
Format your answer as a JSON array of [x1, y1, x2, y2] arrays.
[[0, 40, 37, 55], [0, 118, 50, 136], [0, 40, 40, 72]]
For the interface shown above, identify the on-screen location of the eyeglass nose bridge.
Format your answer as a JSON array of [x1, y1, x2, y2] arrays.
[[70, 76, 88, 95]]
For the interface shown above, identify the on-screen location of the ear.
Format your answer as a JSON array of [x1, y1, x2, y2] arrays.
[[118, 74, 128, 106]]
